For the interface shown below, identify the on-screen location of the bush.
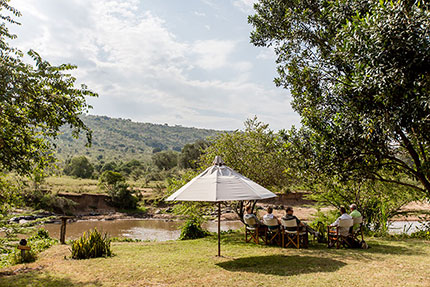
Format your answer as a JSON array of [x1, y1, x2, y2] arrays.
[[28, 228, 58, 252], [107, 182, 138, 209], [179, 218, 210, 240], [9, 248, 37, 264], [22, 190, 77, 213], [7, 228, 57, 265], [99, 170, 124, 186], [71, 228, 111, 259], [64, 156, 94, 178]]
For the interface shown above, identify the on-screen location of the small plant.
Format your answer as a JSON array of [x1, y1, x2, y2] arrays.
[[9, 248, 37, 265], [30, 228, 50, 240], [71, 228, 112, 259], [179, 218, 210, 240], [409, 216, 430, 240]]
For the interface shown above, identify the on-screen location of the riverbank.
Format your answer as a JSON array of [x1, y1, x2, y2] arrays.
[[52, 192, 430, 222], [0, 233, 429, 286]]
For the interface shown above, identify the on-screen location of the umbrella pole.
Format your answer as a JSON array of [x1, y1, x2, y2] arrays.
[[217, 201, 221, 257]]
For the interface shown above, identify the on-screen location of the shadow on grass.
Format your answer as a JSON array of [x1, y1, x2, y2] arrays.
[[216, 255, 346, 276], [0, 272, 102, 287], [211, 231, 426, 257]]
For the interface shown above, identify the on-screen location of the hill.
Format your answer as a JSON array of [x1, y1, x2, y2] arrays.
[[53, 115, 222, 164]]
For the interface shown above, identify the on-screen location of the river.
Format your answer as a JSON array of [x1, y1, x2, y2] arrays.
[[40, 219, 427, 241], [42, 219, 243, 241]]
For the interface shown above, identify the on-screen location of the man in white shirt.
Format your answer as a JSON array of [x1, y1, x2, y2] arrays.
[[330, 207, 353, 236], [263, 206, 280, 225]]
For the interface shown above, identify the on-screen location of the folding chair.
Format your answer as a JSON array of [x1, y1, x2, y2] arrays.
[[263, 217, 281, 246], [327, 218, 353, 249], [281, 218, 308, 249], [352, 216, 364, 242], [244, 216, 266, 244]]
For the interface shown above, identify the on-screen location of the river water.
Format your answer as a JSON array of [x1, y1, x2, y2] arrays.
[[42, 219, 243, 241], [41, 219, 427, 241]]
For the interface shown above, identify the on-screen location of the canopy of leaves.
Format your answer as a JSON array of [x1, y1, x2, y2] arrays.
[[0, 0, 97, 175], [178, 139, 210, 169], [200, 117, 292, 191], [250, 0, 430, 196], [63, 156, 94, 179], [152, 150, 178, 171]]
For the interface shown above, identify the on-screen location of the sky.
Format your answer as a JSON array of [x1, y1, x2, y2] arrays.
[[9, 0, 301, 131]]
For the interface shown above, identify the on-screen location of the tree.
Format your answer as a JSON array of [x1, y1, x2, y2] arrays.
[[178, 139, 209, 169], [249, 0, 430, 196], [99, 170, 125, 186], [199, 117, 292, 222], [200, 117, 292, 190], [64, 156, 94, 179], [99, 170, 137, 209], [0, 1, 97, 175], [152, 150, 178, 170]]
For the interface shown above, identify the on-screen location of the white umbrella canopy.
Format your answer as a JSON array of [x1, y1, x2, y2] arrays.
[[166, 156, 277, 256]]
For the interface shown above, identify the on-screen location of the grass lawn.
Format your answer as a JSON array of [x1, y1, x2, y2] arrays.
[[0, 232, 429, 287]]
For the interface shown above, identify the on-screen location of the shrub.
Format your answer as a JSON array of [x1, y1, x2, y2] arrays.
[[28, 228, 58, 252], [22, 190, 77, 213], [99, 170, 124, 186], [7, 228, 56, 265], [179, 218, 210, 240], [71, 228, 112, 259], [107, 182, 138, 209], [9, 248, 37, 264], [64, 156, 94, 178]]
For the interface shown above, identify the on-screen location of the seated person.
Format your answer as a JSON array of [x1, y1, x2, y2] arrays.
[[349, 204, 362, 231], [263, 206, 280, 226], [330, 207, 353, 236], [282, 206, 304, 231], [243, 205, 264, 227], [282, 206, 318, 235]]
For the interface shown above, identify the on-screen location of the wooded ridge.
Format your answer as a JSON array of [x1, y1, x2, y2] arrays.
[[53, 115, 223, 164]]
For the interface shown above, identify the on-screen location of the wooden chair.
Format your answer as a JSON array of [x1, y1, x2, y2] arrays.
[[327, 218, 353, 249], [281, 218, 308, 249], [263, 217, 281, 246], [352, 216, 364, 242], [244, 216, 266, 244]]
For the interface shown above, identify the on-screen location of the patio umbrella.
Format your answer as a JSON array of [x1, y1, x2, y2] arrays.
[[166, 156, 277, 256]]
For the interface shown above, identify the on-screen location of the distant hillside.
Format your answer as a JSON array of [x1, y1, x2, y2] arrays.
[[54, 115, 222, 164]]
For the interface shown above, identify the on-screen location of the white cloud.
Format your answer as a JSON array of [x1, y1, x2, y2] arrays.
[[191, 40, 236, 70], [194, 11, 206, 17], [233, 0, 257, 13], [9, 0, 300, 130], [257, 47, 276, 60]]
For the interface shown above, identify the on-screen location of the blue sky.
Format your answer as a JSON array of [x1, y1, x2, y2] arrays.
[[10, 0, 300, 130]]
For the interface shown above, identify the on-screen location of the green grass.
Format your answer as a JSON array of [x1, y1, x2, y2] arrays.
[[42, 176, 101, 194], [42, 176, 166, 195], [0, 232, 429, 286]]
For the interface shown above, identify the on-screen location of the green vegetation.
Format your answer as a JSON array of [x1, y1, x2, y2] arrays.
[[63, 156, 94, 179], [1, 233, 430, 286], [70, 228, 111, 259], [0, 0, 96, 176], [200, 117, 291, 191], [179, 218, 210, 240], [250, 0, 430, 197], [98, 171, 138, 209], [54, 115, 222, 164], [0, 228, 57, 267], [178, 139, 209, 169], [152, 150, 178, 171]]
